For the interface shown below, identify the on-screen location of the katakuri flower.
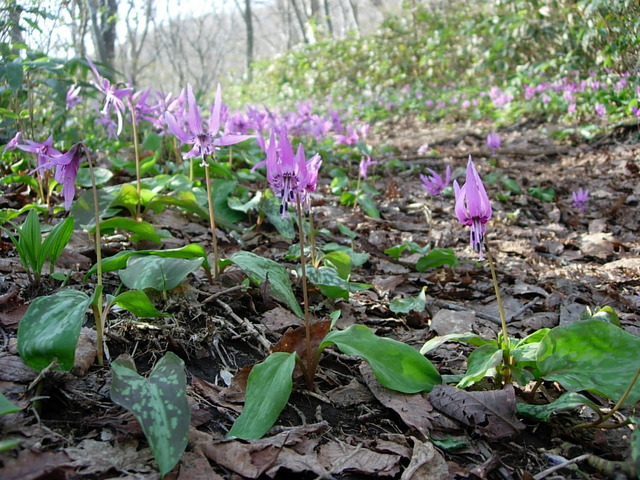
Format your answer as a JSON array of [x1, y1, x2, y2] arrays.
[[571, 188, 589, 212], [486, 131, 501, 152], [66, 84, 83, 110], [265, 129, 315, 216], [86, 57, 132, 136], [453, 156, 492, 260], [45, 143, 82, 210], [15, 135, 63, 169], [420, 165, 451, 196], [164, 83, 252, 162], [4, 131, 22, 152], [359, 155, 378, 180]]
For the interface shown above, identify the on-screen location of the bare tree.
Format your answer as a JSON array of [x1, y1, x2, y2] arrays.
[[117, 0, 155, 87], [233, 0, 255, 81], [82, 0, 119, 67]]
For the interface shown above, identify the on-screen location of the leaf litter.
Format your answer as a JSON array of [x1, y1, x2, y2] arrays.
[[1, 123, 639, 479]]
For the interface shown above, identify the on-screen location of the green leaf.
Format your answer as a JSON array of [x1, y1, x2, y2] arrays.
[[209, 179, 245, 225], [579, 306, 620, 327], [93, 217, 169, 244], [516, 393, 601, 422], [0, 392, 19, 415], [320, 324, 441, 393], [17, 289, 91, 372], [337, 223, 357, 240], [537, 320, 640, 405], [457, 344, 503, 388], [230, 251, 303, 318], [86, 244, 211, 277], [528, 186, 556, 202], [384, 242, 429, 260], [41, 216, 74, 268], [321, 251, 352, 280], [0, 439, 20, 452], [420, 332, 496, 355], [322, 243, 369, 267], [111, 290, 163, 318], [306, 265, 370, 301], [110, 352, 190, 476], [19, 209, 43, 275], [416, 248, 458, 271], [389, 287, 427, 314], [501, 176, 522, 194], [70, 187, 120, 229], [356, 193, 380, 218], [0, 174, 40, 191], [227, 352, 297, 439], [110, 184, 143, 216], [262, 195, 295, 240], [75, 167, 113, 187], [6, 62, 23, 90], [119, 256, 203, 292]]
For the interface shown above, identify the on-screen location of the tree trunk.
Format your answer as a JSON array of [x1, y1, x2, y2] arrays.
[[86, 0, 118, 68]]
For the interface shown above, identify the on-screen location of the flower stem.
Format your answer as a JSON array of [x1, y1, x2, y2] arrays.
[[87, 148, 104, 366], [308, 211, 317, 267], [296, 193, 313, 390], [485, 240, 511, 383], [128, 98, 142, 220], [204, 155, 219, 279]]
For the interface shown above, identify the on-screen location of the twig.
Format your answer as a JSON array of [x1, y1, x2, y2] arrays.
[[215, 298, 271, 352], [507, 296, 541, 322], [433, 299, 503, 325], [533, 454, 590, 480], [202, 284, 249, 303]]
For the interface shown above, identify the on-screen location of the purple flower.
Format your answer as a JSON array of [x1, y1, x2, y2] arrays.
[[164, 83, 252, 161], [266, 129, 312, 216], [4, 131, 22, 151], [595, 103, 606, 117], [486, 131, 501, 151], [66, 84, 83, 110], [16, 135, 63, 169], [572, 188, 589, 212], [420, 165, 451, 196], [86, 57, 132, 136], [453, 156, 492, 260], [48, 144, 82, 210], [130, 88, 160, 125], [359, 155, 378, 180]]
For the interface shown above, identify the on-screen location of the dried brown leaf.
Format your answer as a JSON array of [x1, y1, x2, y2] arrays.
[[0, 449, 72, 480], [429, 384, 525, 440], [178, 451, 225, 480], [318, 440, 401, 477], [0, 353, 37, 383], [401, 438, 449, 480], [72, 327, 96, 376], [65, 438, 154, 475]]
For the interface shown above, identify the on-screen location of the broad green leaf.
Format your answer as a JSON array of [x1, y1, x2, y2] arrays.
[[110, 352, 190, 476], [420, 332, 495, 355], [228, 191, 263, 213], [321, 324, 441, 393], [337, 223, 357, 240], [384, 242, 428, 260], [18, 289, 91, 372], [41, 216, 74, 268], [86, 244, 211, 277], [110, 184, 145, 216], [457, 344, 503, 388], [209, 179, 245, 225], [19, 209, 42, 275], [579, 306, 620, 327], [321, 251, 351, 280], [230, 251, 303, 318], [516, 392, 601, 422], [119, 256, 203, 292], [537, 320, 640, 405], [528, 186, 556, 202], [93, 217, 169, 244], [110, 290, 163, 318], [227, 352, 297, 439], [70, 188, 120, 229], [322, 243, 369, 267], [416, 248, 458, 271], [142, 131, 162, 151], [262, 195, 295, 240], [501, 176, 522, 194], [305, 265, 370, 301], [0, 439, 19, 452], [389, 287, 427, 314], [0, 392, 19, 415], [6, 62, 23, 90], [0, 174, 39, 190], [356, 193, 380, 218], [75, 167, 113, 187]]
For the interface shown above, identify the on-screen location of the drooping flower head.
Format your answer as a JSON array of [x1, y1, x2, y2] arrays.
[[164, 83, 252, 162], [486, 131, 501, 151], [453, 156, 492, 260], [86, 57, 132, 136], [15, 135, 63, 169], [420, 165, 451, 196], [48, 143, 83, 210], [359, 155, 378, 180], [265, 129, 320, 216], [4, 131, 22, 152], [571, 188, 589, 212], [66, 84, 83, 110]]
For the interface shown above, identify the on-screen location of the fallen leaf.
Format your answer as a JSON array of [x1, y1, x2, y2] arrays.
[[326, 378, 375, 407], [401, 437, 449, 480], [260, 306, 304, 332], [0, 449, 72, 480], [0, 353, 37, 383], [579, 232, 615, 260], [430, 309, 476, 336], [65, 438, 154, 475], [72, 327, 96, 376], [429, 384, 525, 440], [178, 451, 225, 480], [318, 439, 401, 477], [360, 363, 433, 440]]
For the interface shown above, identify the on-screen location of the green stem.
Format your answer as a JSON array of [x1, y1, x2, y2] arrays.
[[87, 147, 104, 366], [296, 193, 313, 390], [204, 155, 219, 279], [308, 211, 317, 267], [486, 240, 511, 384], [128, 98, 142, 220]]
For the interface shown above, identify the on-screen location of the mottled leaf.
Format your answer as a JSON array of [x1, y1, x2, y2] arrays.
[[416, 248, 458, 271], [537, 320, 640, 405], [110, 290, 163, 318], [390, 287, 427, 314], [516, 392, 601, 422], [92, 217, 169, 244], [110, 352, 190, 476], [18, 289, 91, 372], [457, 344, 503, 388], [119, 256, 203, 292]]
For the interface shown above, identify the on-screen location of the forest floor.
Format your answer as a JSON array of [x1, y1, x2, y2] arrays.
[[1, 118, 639, 480]]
